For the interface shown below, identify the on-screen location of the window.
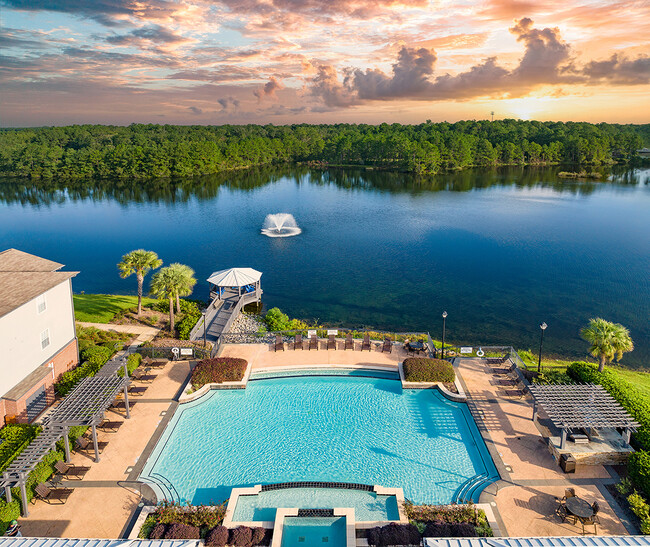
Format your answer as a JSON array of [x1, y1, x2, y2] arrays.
[[40, 329, 50, 350], [37, 294, 47, 314]]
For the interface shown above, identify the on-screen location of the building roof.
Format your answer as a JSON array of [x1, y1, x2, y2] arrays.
[[0, 249, 78, 319], [0, 248, 64, 272], [207, 267, 262, 287], [424, 537, 650, 547]]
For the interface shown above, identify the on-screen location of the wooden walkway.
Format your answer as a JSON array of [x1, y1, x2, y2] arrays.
[[189, 288, 260, 347]]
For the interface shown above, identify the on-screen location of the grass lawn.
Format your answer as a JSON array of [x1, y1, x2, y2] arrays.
[[610, 367, 650, 397], [73, 294, 158, 323]]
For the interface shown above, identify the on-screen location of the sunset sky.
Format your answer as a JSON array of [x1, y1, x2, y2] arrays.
[[1, 0, 649, 127]]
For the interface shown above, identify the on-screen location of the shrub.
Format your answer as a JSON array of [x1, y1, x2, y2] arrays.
[[229, 526, 253, 546], [0, 498, 21, 535], [423, 521, 452, 537], [450, 523, 478, 537], [190, 358, 248, 389], [81, 344, 113, 366], [629, 451, 650, 502], [251, 527, 266, 545], [205, 525, 229, 546], [263, 307, 307, 331], [164, 523, 200, 539], [367, 523, 420, 546], [0, 424, 40, 472], [628, 491, 650, 520], [178, 300, 203, 340], [118, 353, 142, 377], [403, 358, 455, 383], [149, 523, 167, 540], [154, 500, 226, 528]]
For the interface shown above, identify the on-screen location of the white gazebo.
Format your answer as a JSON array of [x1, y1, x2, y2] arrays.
[[207, 267, 262, 299]]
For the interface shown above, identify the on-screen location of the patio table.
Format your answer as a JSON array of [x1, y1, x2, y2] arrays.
[[566, 496, 593, 520]]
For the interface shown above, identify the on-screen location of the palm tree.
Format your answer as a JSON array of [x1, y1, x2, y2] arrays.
[[117, 250, 163, 315], [580, 318, 634, 372], [150, 267, 178, 333], [168, 263, 197, 313]]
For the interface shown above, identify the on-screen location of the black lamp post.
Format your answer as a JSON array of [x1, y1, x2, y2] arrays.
[[441, 311, 448, 359], [537, 322, 547, 373]]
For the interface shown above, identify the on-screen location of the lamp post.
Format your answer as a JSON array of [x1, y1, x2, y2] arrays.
[[441, 311, 448, 359], [537, 322, 547, 373], [203, 311, 207, 348]]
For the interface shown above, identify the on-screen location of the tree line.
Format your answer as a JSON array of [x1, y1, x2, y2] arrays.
[[0, 120, 647, 178]]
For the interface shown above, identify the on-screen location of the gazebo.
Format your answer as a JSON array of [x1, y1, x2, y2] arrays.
[[207, 267, 262, 300], [529, 383, 639, 450]]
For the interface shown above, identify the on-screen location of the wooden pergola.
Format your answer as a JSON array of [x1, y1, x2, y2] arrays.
[[0, 360, 130, 516], [529, 383, 639, 449]]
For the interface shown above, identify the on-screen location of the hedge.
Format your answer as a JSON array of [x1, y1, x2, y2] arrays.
[[190, 358, 248, 390], [367, 523, 421, 547], [567, 362, 650, 500], [404, 502, 482, 524], [205, 525, 229, 546], [164, 523, 200, 539], [55, 344, 114, 396], [0, 424, 40, 472], [117, 353, 142, 378], [403, 358, 455, 383]]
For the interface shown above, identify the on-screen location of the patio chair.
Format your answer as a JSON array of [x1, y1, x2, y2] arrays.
[[75, 436, 108, 454], [556, 487, 576, 514], [54, 460, 90, 480], [327, 334, 336, 350], [34, 483, 73, 505], [309, 334, 318, 350], [274, 334, 284, 352], [99, 419, 123, 432], [344, 333, 354, 350], [361, 334, 371, 351], [580, 502, 600, 535], [294, 333, 303, 350], [382, 338, 392, 353], [148, 360, 167, 369]]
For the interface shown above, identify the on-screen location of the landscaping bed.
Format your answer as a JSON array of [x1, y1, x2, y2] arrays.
[[138, 502, 271, 545], [403, 358, 455, 383], [190, 358, 248, 390]]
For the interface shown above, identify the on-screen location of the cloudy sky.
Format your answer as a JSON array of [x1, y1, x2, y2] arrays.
[[1, 0, 649, 126]]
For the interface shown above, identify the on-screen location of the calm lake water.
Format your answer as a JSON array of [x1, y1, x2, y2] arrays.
[[1, 165, 648, 367]]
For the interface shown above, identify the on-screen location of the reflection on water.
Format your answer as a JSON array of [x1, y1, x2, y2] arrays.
[[1, 165, 648, 367]]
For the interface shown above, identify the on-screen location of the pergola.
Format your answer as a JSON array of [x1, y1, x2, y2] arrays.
[[207, 267, 262, 299], [0, 359, 130, 516], [529, 383, 639, 449]]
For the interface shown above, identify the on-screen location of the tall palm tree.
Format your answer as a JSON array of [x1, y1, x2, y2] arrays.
[[580, 318, 634, 372], [150, 267, 178, 333], [168, 263, 197, 313], [117, 250, 162, 315]]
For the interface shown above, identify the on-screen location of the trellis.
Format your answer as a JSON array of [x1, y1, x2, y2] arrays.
[[0, 360, 130, 516], [529, 383, 639, 449]]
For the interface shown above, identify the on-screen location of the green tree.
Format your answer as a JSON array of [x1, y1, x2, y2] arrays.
[[168, 263, 197, 313], [150, 266, 179, 333], [580, 317, 634, 372], [117, 249, 163, 315]]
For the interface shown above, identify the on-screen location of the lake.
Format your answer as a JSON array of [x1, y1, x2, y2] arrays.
[[1, 165, 648, 367]]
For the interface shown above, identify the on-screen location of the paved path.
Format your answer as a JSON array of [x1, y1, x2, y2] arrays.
[[76, 321, 160, 346]]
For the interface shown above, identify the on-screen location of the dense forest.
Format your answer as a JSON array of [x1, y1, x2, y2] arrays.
[[0, 120, 648, 179]]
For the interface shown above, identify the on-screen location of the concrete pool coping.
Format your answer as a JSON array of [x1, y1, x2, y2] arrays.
[[222, 483, 409, 529]]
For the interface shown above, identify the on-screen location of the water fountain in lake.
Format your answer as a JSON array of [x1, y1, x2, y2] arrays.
[[261, 213, 302, 237]]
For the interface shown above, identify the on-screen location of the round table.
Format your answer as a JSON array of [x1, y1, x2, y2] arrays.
[[566, 497, 593, 520]]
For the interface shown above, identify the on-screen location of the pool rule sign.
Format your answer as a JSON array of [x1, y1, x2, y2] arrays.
[[460, 347, 473, 354]]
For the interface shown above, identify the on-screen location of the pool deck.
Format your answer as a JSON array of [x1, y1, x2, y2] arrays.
[[12, 347, 635, 539]]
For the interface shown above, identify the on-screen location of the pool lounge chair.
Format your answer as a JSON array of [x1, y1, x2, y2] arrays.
[[75, 436, 108, 454], [132, 368, 156, 383], [274, 334, 284, 352], [294, 333, 303, 350], [99, 420, 123, 432], [34, 483, 73, 505], [54, 460, 90, 480], [361, 334, 371, 351], [327, 334, 336, 350], [128, 385, 147, 396], [309, 334, 319, 350], [382, 338, 392, 353], [344, 333, 354, 350]]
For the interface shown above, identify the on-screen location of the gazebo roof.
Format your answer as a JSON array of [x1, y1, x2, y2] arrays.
[[528, 383, 639, 430], [207, 267, 262, 287]]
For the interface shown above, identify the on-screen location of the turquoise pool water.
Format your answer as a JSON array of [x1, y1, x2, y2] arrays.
[[233, 488, 399, 522], [140, 373, 498, 504], [280, 517, 346, 547]]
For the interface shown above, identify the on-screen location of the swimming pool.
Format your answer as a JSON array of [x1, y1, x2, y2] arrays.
[[139, 370, 498, 505]]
